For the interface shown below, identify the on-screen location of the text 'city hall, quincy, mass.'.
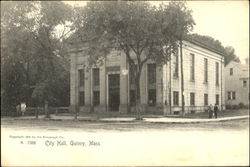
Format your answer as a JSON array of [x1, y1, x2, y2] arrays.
[[68, 38, 225, 115]]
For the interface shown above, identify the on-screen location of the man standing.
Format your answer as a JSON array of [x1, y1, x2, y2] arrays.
[[214, 104, 218, 119], [208, 104, 213, 119]]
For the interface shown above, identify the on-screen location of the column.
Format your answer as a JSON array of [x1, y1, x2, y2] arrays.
[[70, 52, 77, 113], [84, 67, 92, 113], [98, 59, 107, 112], [156, 65, 164, 112], [139, 63, 147, 113], [119, 52, 128, 113]]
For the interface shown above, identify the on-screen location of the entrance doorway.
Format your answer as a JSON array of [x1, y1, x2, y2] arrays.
[[108, 74, 120, 111]]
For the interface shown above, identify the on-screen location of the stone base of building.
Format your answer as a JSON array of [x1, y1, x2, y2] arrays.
[[79, 105, 92, 113], [128, 104, 165, 114], [119, 104, 128, 113], [93, 104, 107, 113], [69, 105, 76, 113]]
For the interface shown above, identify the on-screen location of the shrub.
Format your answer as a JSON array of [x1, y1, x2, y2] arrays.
[[238, 103, 245, 109]]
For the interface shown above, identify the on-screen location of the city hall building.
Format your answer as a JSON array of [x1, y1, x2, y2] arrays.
[[69, 38, 225, 115]]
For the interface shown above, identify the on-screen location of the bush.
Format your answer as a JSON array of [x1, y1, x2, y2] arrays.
[[225, 105, 232, 110], [232, 105, 240, 109], [238, 103, 244, 109]]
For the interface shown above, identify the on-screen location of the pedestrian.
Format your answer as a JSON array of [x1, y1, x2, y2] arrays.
[[21, 102, 26, 116], [214, 104, 218, 119], [208, 104, 213, 119], [16, 104, 21, 116]]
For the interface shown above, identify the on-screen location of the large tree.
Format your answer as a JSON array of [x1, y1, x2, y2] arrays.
[[1, 1, 74, 115], [162, 1, 195, 116], [73, 1, 194, 119]]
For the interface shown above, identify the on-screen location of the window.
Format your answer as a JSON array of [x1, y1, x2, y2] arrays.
[[228, 91, 236, 100], [93, 91, 100, 106], [93, 68, 100, 86], [190, 93, 195, 106], [204, 58, 208, 83], [148, 89, 156, 106], [204, 94, 208, 106], [147, 64, 156, 84], [227, 92, 231, 100], [216, 62, 219, 86], [230, 68, 233, 75], [130, 90, 136, 106], [173, 91, 179, 106], [232, 91, 236, 100], [243, 80, 247, 87], [216, 94, 219, 105], [174, 50, 179, 78], [79, 69, 85, 87], [79, 91, 85, 106], [190, 54, 195, 81]]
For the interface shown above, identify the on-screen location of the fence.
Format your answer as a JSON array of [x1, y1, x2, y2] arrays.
[[1, 106, 69, 117], [171, 105, 226, 115]]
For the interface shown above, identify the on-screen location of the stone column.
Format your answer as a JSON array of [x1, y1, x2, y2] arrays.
[[70, 52, 77, 113], [84, 67, 92, 113], [156, 65, 164, 113], [119, 52, 128, 113], [139, 63, 147, 113], [98, 60, 107, 112]]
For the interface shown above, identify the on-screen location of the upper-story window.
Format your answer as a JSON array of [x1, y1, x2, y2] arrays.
[[93, 68, 100, 86], [78, 69, 85, 87], [190, 53, 195, 81], [227, 91, 236, 100], [147, 63, 156, 84], [243, 80, 247, 87], [216, 62, 219, 86], [173, 50, 179, 78], [230, 68, 233, 75], [204, 58, 208, 83]]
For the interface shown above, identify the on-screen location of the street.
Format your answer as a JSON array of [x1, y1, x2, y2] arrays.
[[1, 118, 249, 166]]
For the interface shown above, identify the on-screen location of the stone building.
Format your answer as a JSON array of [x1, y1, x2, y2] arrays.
[[224, 59, 249, 107], [68, 38, 225, 115]]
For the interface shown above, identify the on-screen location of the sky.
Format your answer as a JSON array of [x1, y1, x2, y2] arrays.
[[64, 1, 249, 63]]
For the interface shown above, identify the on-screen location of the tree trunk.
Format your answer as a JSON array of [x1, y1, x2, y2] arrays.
[[135, 75, 142, 120], [180, 40, 185, 117]]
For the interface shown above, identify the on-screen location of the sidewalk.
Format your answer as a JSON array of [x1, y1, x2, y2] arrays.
[[10, 114, 249, 124]]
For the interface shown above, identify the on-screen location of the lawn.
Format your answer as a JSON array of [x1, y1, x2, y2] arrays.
[[181, 109, 249, 119]]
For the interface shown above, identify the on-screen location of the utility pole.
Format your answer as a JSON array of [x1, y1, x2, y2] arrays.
[[169, 53, 172, 115], [180, 40, 185, 117]]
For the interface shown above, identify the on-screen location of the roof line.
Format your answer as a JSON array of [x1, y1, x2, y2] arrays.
[[184, 37, 226, 57]]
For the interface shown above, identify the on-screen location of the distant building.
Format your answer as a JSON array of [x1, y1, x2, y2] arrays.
[[68, 38, 225, 115], [224, 59, 249, 107]]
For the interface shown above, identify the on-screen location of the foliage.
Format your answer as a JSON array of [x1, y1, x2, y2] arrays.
[[187, 33, 239, 65], [1, 1, 74, 113], [73, 1, 195, 119]]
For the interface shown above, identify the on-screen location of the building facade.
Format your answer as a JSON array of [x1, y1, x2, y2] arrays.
[[69, 39, 225, 115], [224, 59, 249, 107]]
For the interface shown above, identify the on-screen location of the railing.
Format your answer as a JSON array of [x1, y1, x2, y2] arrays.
[[55, 107, 69, 115], [171, 106, 210, 114], [16, 107, 69, 116], [171, 105, 226, 115]]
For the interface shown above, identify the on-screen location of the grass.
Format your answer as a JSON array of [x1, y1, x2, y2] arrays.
[[182, 109, 249, 119]]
